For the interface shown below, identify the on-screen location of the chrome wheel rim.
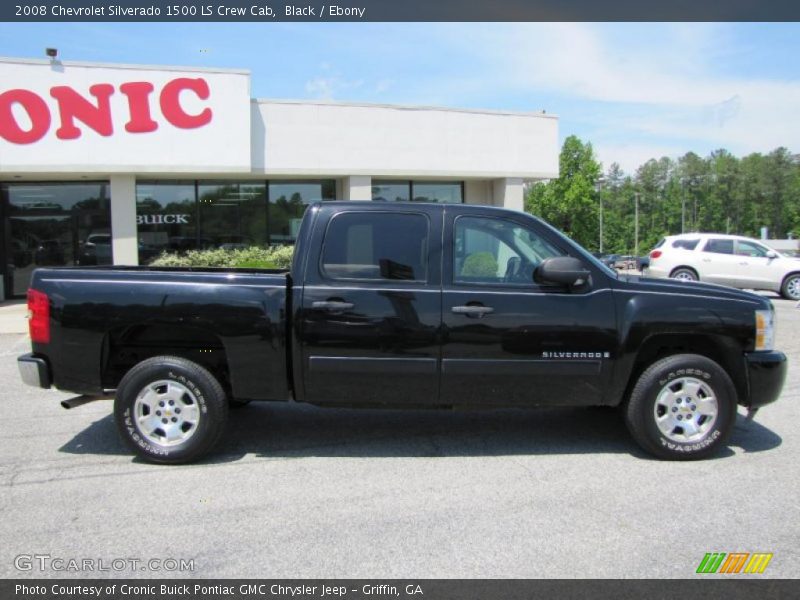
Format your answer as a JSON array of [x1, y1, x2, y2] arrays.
[[653, 377, 718, 443], [133, 380, 201, 447], [787, 276, 800, 300], [673, 271, 696, 282]]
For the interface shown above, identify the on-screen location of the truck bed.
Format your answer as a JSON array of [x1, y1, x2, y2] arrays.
[[28, 266, 292, 402]]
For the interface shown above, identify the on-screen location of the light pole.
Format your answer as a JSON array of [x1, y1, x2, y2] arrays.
[[594, 176, 605, 253]]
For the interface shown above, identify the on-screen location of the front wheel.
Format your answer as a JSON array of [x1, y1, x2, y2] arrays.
[[781, 273, 800, 301], [624, 354, 737, 460], [115, 356, 229, 464]]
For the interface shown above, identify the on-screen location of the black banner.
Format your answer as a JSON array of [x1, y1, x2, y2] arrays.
[[2, 580, 799, 600], [2, 0, 800, 22]]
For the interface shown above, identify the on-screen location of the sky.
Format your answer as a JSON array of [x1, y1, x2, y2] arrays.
[[1, 22, 798, 174]]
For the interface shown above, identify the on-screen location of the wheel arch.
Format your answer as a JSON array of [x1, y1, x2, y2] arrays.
[[781, 271, 800, 298], [102, 323, 231, 395], [620, 333, 746, 408], [669, 265, 699, 279]]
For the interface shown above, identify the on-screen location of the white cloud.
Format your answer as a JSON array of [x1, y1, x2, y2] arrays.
[[593, 142, 689, 175], [442, 23, 800, 161], [304, 72, 364, 100]]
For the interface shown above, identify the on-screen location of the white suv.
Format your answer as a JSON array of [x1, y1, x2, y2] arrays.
[[647, 233, 800, 300]]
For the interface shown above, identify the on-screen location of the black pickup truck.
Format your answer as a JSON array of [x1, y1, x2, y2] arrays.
[[18, 202, 787, 463]]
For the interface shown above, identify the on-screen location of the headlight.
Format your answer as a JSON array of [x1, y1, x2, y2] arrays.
[[755, 309, 775, 351]]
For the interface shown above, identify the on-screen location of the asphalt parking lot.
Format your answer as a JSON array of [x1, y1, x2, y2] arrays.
[[0, 297, 798, 579]]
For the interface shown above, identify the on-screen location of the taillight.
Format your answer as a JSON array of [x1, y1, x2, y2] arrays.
[[27, 289, 50, 344], [650, 250, 662, 259]]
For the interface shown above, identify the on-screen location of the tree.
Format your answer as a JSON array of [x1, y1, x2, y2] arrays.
[[525, 135, 602, 249], [526, 138, 799, 253]]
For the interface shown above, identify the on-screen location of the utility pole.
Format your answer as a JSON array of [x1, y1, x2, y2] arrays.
[[634, 192, 640, 257], [681, 178, 686, 233], [599, 196, 604, 253]]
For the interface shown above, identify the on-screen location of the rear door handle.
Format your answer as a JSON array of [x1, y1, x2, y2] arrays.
[[312, 300, 354, 311], [451, 305, 494, 317]]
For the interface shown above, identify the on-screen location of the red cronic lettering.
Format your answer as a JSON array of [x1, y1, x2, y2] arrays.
[[159, 77, 212, 129], [119, 82, 158, 133], [50, 83, 115, 139], [0, 89, 51, 144]]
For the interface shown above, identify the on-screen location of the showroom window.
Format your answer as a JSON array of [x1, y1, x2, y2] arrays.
[[372, 181, 464, 204], [135, 179, 335, 263], [136, 181, 197, 263], [1, 182, 111, 297], [198, 182, 267, 250], [269, 181, 336, 244]]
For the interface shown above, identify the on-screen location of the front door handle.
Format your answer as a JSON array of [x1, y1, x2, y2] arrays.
[[312, 300, 354, 311], [451, 305, 494, 318]]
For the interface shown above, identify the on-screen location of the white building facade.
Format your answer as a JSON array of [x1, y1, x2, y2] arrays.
[[0, 57, 558, 299]]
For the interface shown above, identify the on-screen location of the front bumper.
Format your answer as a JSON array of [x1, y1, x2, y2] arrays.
[[18, 353, 51, 389], [744, 351, 787, 408]]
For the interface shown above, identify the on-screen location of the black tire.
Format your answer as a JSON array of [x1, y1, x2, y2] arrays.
[[670, 267, 698, 282], [780, 273, 800, 301], [624, 354, 737, 460], [115, 356, 228, 464]]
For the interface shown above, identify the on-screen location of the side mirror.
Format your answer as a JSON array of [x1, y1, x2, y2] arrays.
[[534, 256, 591, 288], [766, 250, 778, 259]]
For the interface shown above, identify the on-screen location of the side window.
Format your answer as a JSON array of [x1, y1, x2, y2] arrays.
[[321, 212, 429, 282], [736, 240, 768, 257], [453, 216, 563, 285], [673, 239, 700, 250], [703, 239, 734, 255]]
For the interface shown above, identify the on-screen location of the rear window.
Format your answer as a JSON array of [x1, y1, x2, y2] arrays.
[[321, 212, 429, 282], [703, 239, 734, 255], [672, 238, 700, 250]]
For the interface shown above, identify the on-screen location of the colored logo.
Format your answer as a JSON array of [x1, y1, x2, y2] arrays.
[[696, 552, 773, 574]]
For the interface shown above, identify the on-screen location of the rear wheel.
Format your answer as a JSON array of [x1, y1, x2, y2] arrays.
[[670, 267, 698, 282], [624, 354, 737, 460], [114, 356, 228, 464], [781, 273, 800, 301]]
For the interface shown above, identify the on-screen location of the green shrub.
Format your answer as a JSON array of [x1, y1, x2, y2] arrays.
[[233, 259, 278, 269], [149, 245, 295, 270], [461, 252, 498, 277]]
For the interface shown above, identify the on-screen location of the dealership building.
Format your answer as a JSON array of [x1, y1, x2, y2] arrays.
[[0, 56, 558, 300]]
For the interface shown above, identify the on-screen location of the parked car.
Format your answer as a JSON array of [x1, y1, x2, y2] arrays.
[[11, 239, 33, 268], [636, 256, 650, 273], [18, 203, 787, 464], [77, 233, 112, 266], [33, 240, 65, 266], [592, 253, 620, 269], [647, 233, 800, 300]]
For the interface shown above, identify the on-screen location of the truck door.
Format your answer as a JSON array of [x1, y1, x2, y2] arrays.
[[297, 206, 442, 405], [440, 208, 617, 406]]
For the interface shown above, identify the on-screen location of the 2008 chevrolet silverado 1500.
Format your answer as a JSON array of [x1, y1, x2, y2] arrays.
[[18, 202, 787, 463]]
